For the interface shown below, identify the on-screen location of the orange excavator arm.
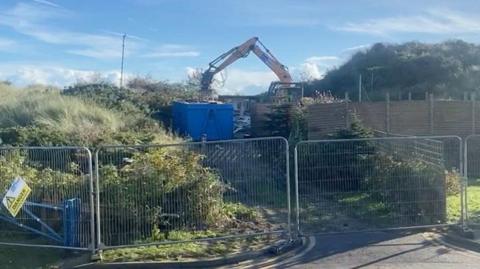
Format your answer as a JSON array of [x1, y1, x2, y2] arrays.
[[200, 37, 292, 96]]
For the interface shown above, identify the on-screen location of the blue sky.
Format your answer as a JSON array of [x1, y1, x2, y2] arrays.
[[1, 0, 480, 94]]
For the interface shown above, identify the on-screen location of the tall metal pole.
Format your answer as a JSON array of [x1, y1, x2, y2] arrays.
[[120, 33, 126, 88], [358, 74, 362, 102]]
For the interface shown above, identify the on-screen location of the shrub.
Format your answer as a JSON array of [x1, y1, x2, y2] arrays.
[[366, 154, 446, 224], [0, 151, 84, 194], [445, 170, 461, 196], [298, 117, 375, 192], [0, 151, 88, 241], [222, 203, 258, 222], [98, 147, 228, 245]]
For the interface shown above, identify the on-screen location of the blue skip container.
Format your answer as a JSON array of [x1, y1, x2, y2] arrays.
[[172, 101, 234, 141]]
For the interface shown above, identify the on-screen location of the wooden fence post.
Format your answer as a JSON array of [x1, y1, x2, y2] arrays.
[[429, 93, 434, 135], [386, 92, 391, 133], [472, 92, 476, 134], [345, 93, 350, 128]]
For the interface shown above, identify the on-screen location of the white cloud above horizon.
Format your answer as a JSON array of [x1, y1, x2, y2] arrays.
[[0, 2, 199, 60], [185, 66, 276, 95], [142, 44, 200, 58], [0, 38, 16, 52], [183, 54, 342, 95], [0, 64, 131, 87], [32, 0, 61, 8], [336, 9, 480, 35], [295, 55, 342, 81]]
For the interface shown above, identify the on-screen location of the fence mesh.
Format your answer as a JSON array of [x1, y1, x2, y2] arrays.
[[0, 147, 94, 250], [465, 135, 480, 224], [95, 137, 290, 248], [295, 136, 462, 235]]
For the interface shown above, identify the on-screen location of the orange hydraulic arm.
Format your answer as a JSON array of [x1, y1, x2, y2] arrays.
[[200, 37, 292, 94]]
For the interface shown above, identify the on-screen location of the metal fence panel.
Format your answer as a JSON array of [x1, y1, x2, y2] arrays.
[[295, 136, 462, 235], [95, 137, 290, 249], [0, 147, 94, 251], [465, 135, 480, 224]]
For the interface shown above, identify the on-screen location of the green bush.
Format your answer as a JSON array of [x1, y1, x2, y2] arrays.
[[0, 151, 83, 194], [366, 154, 446, 224], [298, 117, 375, 192], [0, 151, 88, 239], [222, 203, 258, 222], [64, 81, 198, 129], [445, 170, 461, 196], [98, 147, 229, 245], [62, 83, 148, 115]]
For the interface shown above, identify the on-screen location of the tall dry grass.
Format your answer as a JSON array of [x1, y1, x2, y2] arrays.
[[0, 84, 123, 134]]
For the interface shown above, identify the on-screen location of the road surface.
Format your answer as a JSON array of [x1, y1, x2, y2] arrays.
[[225, 231, 480, 269]]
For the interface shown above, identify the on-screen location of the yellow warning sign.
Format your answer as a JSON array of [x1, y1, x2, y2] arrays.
[[2, 177, 31, 217]]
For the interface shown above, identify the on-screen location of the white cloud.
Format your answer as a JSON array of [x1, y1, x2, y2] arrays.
[[67, 48, 123, 59], [142, 44, 199, 58], [0, 38, 16, 51], [0, 2, 196, 60], [186, 55, 341, 95], [297, 56, 341, 81], [32, 0, 60, 8], [185, 66, 275, 95], [300, 62, 323, 80], [99, 30, 147, 42], [305, 56, 339, 62], [220, 69, 275, 95], [0, 3, 130, 60], [0, 64, 129, 87], [342, 44, 371, 53], [335, 9, 480, 35], [209, 69, 276, 95], [144, 51, 200, 58]]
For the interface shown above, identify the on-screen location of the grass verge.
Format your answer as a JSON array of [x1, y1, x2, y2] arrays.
[[101, 234, 280, 263], [447, 179, 480, 223]]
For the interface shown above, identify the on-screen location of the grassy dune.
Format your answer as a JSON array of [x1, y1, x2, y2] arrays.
[[0, 86, 122, 131], [0, 83, 179, 146]]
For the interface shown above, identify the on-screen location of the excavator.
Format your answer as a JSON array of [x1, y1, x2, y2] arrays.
[[200, 37, 303, 103]]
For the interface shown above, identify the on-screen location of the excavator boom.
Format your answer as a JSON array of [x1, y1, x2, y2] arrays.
[[200, 37, 293, 97]]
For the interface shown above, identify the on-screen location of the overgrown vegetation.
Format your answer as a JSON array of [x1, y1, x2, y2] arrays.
[[0, 81, 180, 147], [0, 79, 275, 263], [305, 40, 480, 100], [264, 104, 291, 138], [98, 146, 267, 247], [299, 118, 458, 227], [64, 78, 199, 129]]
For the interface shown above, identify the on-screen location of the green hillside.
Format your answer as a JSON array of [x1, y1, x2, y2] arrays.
[[305, 40, 480, 101]]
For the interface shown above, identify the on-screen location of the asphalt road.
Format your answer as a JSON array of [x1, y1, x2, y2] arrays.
[[228, 231, 480, 269]]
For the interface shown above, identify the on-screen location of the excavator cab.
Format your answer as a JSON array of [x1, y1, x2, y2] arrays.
[[267, 82, 304, 104]]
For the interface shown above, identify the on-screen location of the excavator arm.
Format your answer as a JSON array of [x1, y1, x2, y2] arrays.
[[200, 37, 292, 96]]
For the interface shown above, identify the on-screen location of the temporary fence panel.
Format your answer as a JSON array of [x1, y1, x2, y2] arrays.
[[295, 136, 463, 235], [95, 137, 290, 249], [465, 135, 480, 225], [0, 147, 94, 251]]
